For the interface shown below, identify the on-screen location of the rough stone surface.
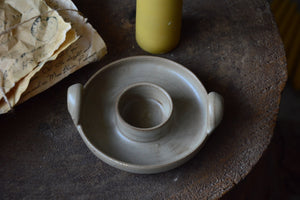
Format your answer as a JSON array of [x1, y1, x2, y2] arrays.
[[222, 84, 300, 199], [0, 0, 287, 199]]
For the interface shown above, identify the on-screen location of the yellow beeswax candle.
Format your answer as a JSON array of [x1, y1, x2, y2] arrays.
[[136, 0, 183, 54]]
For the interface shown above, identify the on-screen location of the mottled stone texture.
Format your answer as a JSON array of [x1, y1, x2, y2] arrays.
[[0, 0, 287, 199]]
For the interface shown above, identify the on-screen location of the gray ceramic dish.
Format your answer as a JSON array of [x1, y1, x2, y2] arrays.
[[67, 56, 223, 174]]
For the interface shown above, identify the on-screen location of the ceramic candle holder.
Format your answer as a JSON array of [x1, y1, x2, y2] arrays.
[[67, 56, 224, 174], [116, 82, 173, 142]]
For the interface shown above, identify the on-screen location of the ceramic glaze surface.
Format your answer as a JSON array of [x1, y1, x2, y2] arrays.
[[67, 56, 223, 174]]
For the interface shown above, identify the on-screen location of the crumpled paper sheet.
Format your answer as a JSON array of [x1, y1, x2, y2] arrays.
[[3, 29, 79, 109], [0, 0, 107, 114], [0, 0, 73, 99]]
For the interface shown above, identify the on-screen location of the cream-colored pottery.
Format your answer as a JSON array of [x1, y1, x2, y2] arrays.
[[67, 56, 223, 174]]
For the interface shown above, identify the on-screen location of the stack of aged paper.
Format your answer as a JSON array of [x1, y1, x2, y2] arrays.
[[0, 0, 107, 114]]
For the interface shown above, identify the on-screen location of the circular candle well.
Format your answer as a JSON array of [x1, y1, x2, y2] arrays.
[[116, 82, 173, 142]]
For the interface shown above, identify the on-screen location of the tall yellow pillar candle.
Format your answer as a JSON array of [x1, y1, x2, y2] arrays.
[[136, 0, 183, 54]]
